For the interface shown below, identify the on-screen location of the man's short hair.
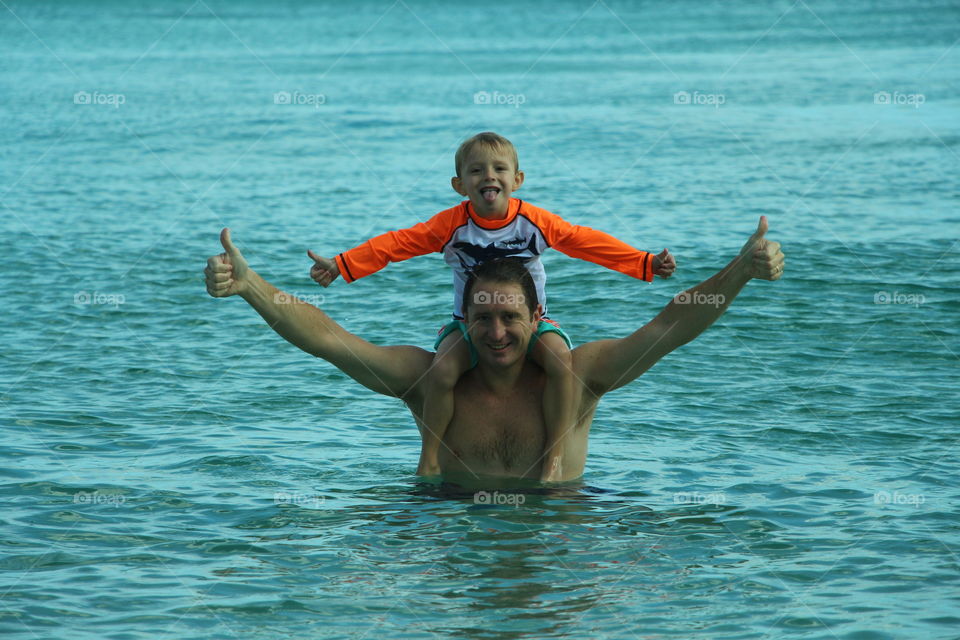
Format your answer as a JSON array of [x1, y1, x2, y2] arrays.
[[462, 258, 538, 317], [454, 132, 519, 178]]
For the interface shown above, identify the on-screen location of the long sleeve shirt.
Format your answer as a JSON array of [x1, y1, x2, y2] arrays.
[[335, 198, 654, 318]]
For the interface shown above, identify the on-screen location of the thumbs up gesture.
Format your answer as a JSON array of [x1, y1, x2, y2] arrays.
[[307, 249, 340, 287], [205, 228, 250, 297], [739, 216, 784, 281], [652, 248, 676, 278]]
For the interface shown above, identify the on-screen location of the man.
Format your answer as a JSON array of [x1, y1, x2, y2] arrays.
[[204, 217, 784, 483]]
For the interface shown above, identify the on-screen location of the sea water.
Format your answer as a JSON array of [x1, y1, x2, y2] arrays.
[[1, 1, 958, 638]]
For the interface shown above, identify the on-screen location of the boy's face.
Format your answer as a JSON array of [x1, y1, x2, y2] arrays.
[[451, 144, 524, 218]]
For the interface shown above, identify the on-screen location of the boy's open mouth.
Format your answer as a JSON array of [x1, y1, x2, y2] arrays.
[[480, 187, 500, 203]]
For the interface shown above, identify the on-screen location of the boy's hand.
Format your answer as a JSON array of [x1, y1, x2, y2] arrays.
[[308, 250, 340, 287], [652, 248, 676, 278], [205, 228, 250, 297]]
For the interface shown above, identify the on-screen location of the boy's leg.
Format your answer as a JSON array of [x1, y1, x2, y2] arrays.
[[529, 330, 576, 482], [418, 330, 472, 476]]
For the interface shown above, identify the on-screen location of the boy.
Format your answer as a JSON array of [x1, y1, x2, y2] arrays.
[[307, 132, 675, 482]]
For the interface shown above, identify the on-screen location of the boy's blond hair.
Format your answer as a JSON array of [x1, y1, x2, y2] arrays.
[[454, 132, 519, 177]]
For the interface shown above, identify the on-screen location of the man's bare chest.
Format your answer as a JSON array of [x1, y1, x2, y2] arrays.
[[443, 382, 545, 474]]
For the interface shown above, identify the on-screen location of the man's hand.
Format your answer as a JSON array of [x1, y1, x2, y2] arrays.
[[652, 248, 676, 278], [739, 216, 784, 281], [205, 228, 250, 297], [308, 250, 340, 287]]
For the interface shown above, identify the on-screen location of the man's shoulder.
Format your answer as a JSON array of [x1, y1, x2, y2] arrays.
[[570, 340, 618, 400]]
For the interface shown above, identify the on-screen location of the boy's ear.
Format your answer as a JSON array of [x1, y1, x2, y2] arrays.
[[451, 176, 467, 196], [513, 171, 525, 192]]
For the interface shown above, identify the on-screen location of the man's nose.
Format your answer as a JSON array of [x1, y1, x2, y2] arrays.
[[486, 318, 507, 340]]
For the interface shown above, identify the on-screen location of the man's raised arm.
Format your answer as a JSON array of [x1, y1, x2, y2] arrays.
[[204, 228, 433, 399], [577, 216, 784, 395]]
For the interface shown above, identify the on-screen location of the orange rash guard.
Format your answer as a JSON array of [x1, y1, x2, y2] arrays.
[[335, 198, 655, 318]]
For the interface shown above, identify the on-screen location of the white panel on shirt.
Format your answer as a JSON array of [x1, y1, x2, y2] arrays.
[[442, 209, 551, 319]]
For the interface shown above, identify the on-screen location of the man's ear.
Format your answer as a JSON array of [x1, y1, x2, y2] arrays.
[[451, 176, 466, 196], [533, 303, 543, 322], [513, 170, 525, 192]]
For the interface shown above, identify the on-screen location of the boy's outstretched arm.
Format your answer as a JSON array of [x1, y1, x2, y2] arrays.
[[206, 229, 433, 399], [534, 207, 670, 283], [576, 216, 783, 396]]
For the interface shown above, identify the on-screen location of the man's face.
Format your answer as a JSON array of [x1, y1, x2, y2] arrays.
[[465, 280, 538, 369], [452, 145, 524, 217]]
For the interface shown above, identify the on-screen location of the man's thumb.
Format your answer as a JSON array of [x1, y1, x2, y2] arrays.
[[753, 215, 768, 240], [220, 227, 240, 257]]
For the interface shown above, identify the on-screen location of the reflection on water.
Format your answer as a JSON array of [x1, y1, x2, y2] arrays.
[[252, 480, 740, 640]]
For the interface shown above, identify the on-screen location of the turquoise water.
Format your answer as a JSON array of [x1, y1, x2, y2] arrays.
[[2, 1, 959, 638]]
